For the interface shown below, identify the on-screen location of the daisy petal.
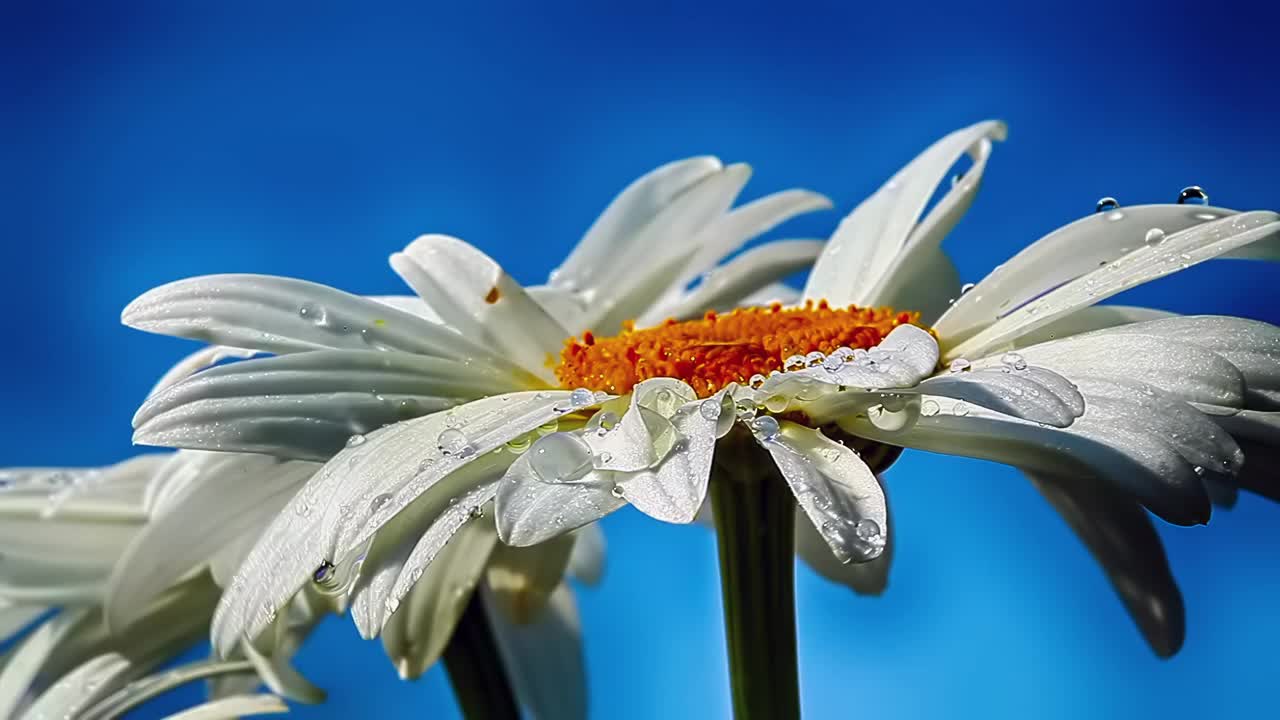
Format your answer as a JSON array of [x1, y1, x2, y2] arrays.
[[352, 482, 499, 639], [916, 364, 1085, 427], [757, 422, 888, 564], [945, 211, 1280, 360], [1016, 331, 1247, 409], [1010, 305, 1175, 348], [133, 350, 522, 460], [775, 324, 939, 392], [551, 157, 723, 294], [937, 205, 1252, 342], [494, 448, 625, 547], [485, 533, 575, 624], [0, 609, 94, 719], [122, 274, 503, 365], [161, 694, 289, 720], [0, 604, 48, 644], [148, 345, 261, 397], [566, 525, 606, 586], [841, 396, 1211, 525], [641, 240, 825, 325], [483, 583, 587, 720], [375, 514, 498, 678], [1028, 472, 1185, 658], [105, 455, 317, 631], [793, 484, 893, 595], [211, 390, 593, 655], [20, 652, 132, 720], [1209, 408, 1280, 444], [870, 248, 962, 326], [77, 658, 260, 720], [617, 392, 723, 524], [669, 189, 833, 293], [391, 235, 568, 383], [804, 120, 1006, 306]]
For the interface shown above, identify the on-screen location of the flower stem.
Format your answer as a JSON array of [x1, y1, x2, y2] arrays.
[[442, 592, 520, 720], [710, 429, 801, 719]]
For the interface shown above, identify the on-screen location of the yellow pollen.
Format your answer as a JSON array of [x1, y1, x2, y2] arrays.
[[555, 301, 924, 398]]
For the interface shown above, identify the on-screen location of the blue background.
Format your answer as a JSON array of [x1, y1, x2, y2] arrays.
[[3, 2, 1278, 718]]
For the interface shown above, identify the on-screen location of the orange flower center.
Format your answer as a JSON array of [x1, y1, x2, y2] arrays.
[[555, 301, 922, 398]]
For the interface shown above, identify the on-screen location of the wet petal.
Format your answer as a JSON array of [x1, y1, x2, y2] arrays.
[[618, 391, 724, 523]]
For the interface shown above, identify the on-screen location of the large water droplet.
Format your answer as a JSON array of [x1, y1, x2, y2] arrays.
[[299, 303, 328, 325], [699, 399, 722, 421], [610, 484, 625, 499], [1000, 352, 1027, 371], [921, 399, 940, 417], [948, 358, 971, 373], [750, 415, 781, 441], [1144, 227, 1166, 246], [569, 388, 595, 408], [1095, 197, 1119, 213], [821, 353, 844, 372], [370, 492, 393, 514], [529, 433, 594, 484], [436, 428, 472, 456], [1177, 186, 1208, 205]]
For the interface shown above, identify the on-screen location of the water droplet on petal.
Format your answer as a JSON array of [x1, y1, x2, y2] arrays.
[[569, 388, 595, 408], [346, 433, 366, 447], [821, 354, 844, 372], [763, 395, 789, 413], [529, 433, 594, 484], [783, 354, 807, 372], [610, 484, 625, 499], [921, 399, 940, 417], [1144, 227, 1166, 246], [748, 373, 767, 389], [370, 493, 393, 513], [437, 428, 472, 456], [959, 282, 976, 294], [312, 560, 337, 586], [750, 415, 781, 441], [699, 399, 722, 420], [952, 401, 970, 416], [805, 351, 826, 367], [855, 518, 881, 542], [1095, 197, 1119, 213], [1000, 352, 1027, 371], [948, 358, 971, 373], [1177, 186, 1208, 205]]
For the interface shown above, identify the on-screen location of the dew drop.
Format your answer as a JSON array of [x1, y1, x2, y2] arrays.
[[948, 358, 971, 373], [585, 410, 619, 436], [854, 518, 881, 542], [959, 282, 976, 294], [599, 451, 613, 465], [569, 387, 595, 408], [952, 401, 970, 416], [469, 505, 485, 519], [529, 433, 594, 484], [436, 428, 471, 456], [298, 303, 328, 325], [610, 484, 625, 499], [1144, 227, 1166, 246], [370, 492, 393, 513], [1000, 352, 1027, 371], [921, 399, 940, 417], [735, 399, 758, 421], [783, 354, 807, 372], [805, 351, 826, 367], [748, 373, 767, 389], [346, 433, 367, 447], [750, 415, 781, 441], [1177, 186, 1208, 205], [312, 560, 337, 587], [699, 399, 722, 420], [1095, 197, 1119, 213], [763, 395, 789, 413], [821, 354, 844, 372]]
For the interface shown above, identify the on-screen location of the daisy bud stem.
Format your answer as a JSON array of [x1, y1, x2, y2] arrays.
[[710, 432, 801, 719], [442, 592, 520, 720]]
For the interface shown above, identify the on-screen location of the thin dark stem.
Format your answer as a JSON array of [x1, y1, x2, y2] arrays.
[[710, 429, 801, 720], [442, 592, 521, 720]]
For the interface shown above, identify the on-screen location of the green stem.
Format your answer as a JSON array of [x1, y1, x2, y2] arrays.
[[442, 592, 520, 720], [710, 428, 801, 720]]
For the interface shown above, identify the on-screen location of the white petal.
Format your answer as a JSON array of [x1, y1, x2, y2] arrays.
[[0, 604, 47, 644], [483, 583, 587, 720], [769, 324, 939, 393], [937, 204, 1247, 341], [915, 364, 1085, 427], [668, 190, 833, 294], [1015, 330, 1247, 409], [793, 482, 893, 595], [0, 609, 94, 719], [366, 294, 443, 322], [391, 235, 568, 383], [242, 637, 325, 704], [526, 286, 592, 335], [123, 273, 509, 367], [639, 240, 824, 325], [485, 532, 575, 624], [757, 422, 888, 564], [804, 120, 1006, 306], [77, 658, 259, 720], [944, 211, 1280, 359], [352, 482, 499, 639], [105, 455, 316, 631], [617, 392, 723, 523], [133, 350, 522, 460], [1009, 305, 1175, 348], [20, 652, 131, 720], [495, 451, 625, 547], [868, 247, 962, 326], [160, 694, 289, 720], [1208, 408, 1280, 444], [565, 525, 606, 586], [735, 282, 802, 308], [550, 156, 723, 294], [842, 394, 1211, 525], [211, 390, 591, 655], [148, 345, 262, 398]]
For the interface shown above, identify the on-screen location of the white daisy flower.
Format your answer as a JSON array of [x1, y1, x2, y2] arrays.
[[121, 158, 824, 717], [0, 453, 318, 719], [119, 122, 1280, 717]]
